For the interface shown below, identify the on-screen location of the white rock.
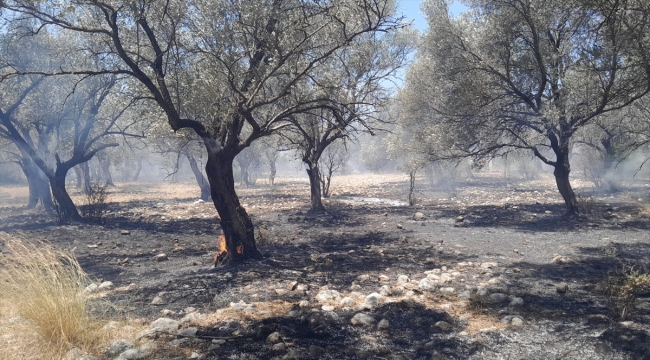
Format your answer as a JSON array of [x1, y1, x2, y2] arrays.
[[106, 340, 134, 357], [379, 285, 392, 296], [350, 313, 377, 327], [439, 274, 452, 283], [181, 312, 206, 323], [509, 297, 524, 307], [322, 305, 335, 311], [340, 297, 356, 307], [152, 253, 168, 262], [151, 296, 166, 305], [356, 274, 371, 282], [266, 332, 282, 343], [177, 327, 198, 337], [418, 278, 436, 291], [364, 293, 382, 307], [458, 290, 471, 300], [480, 262, 498, 269], [84, 284, 98, 293], [230, 300, 248, 311], [511, 317, 524, 326], [377, 319, 390, 330], [116, 349, 148, 360], [298, 300, 310, 308], [488, 293, 508, 303], [439, 287, 455, 294], [427, 274, 440, 280], [97, 281, 114, 291], [315, 289, 341, 303], [397, 275, 410, 283], [150, 318, 181, 333]]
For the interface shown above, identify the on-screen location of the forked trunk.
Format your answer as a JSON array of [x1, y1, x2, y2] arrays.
[[50, 167, 82, 223], [205, 151, 262, 265], [186, 153, 211, 201], [268, 160, 276, 187], [305, 161, 325, 211]]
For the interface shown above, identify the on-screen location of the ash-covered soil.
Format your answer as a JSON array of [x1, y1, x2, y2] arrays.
[[1, 173, 650, 360]]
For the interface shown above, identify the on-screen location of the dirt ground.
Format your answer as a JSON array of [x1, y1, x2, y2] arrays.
[[1, 172, 650, 360]]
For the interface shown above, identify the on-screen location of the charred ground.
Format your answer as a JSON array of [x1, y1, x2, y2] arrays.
[[1, 173, 649, 359]]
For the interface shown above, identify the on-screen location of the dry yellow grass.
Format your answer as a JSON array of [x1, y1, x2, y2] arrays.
[[0, 232, 108, 359]]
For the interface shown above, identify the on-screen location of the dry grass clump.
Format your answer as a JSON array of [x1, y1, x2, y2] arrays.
[[0, 232, 106, 359], [601, 266, 650, 319]]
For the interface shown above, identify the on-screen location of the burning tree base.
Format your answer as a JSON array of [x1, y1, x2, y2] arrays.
[[213, 235, 243, 266]]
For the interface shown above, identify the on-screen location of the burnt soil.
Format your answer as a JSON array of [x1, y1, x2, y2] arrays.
[[1, 172, 650, 360]]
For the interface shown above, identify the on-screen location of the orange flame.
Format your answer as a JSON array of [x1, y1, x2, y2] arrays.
[[236, 244, 243, 254], [218, 235, 227, 254]]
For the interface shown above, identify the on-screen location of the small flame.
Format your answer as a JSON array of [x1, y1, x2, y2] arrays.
[[218, 235, 227, 254], [236, 244, 243, 254]]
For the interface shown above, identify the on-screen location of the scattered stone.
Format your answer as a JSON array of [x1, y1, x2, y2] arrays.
[[275, 288, 288, 296], [272, 343, 287, 351], [396, 224, 403, 229], [150, 318, 181, 333], [439, 287, 455, 294], [181, 312, 206, 323], [230, 300, 248, 311], [418, 278, 436, 291], [299, 300, 310, 308], [556, 282, 569, 293], [266, 332, 282, 343], [120, 230, 130, 235], [96, 281, 113, 291], [309, 345, 326, 357], [83, 284, 98, 293], [282, 349, 301, 360], [458, 290, 471, 300], [551, 255, 575, 264], [439, 274, 452, 283], [287, 281, 298, 290], [322, 305, 335, 311], [379, 275, 390, 282], [480, 262, 498, 269], [116, 348, 147, 360], [151, 296, 166, 305], [356, 274, 371, 282], [511, 317, 524, 326], [476, 287, 488, 297], [340, 297, 356, 307], [377, 319, 390, 330], [397, 275, 410, 283], [106, 340, 134, 357], [152, 253, 168, 262], [316, 289, 341, 302], [351, 313, 377, 327], [455, 216, 465, 222], [509, 297, 524, 307], [413, 212, 426, 221], [177, 327, 198, 337], [364, 293, 382, 307], [488, 293, 509, 303], [434, 321, 453, 332], [379, 285, 392, 296]]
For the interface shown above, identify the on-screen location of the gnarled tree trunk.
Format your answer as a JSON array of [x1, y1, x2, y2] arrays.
[[186, 153, 210, 201], [50, 166, 82, 222], [73, 165, 83, 189], [552, 135, 579, 216], [22, 158, 54, 211], [205, 150, 262, 264], [305, 160, 325, 211], [99, 156, 114, 186]]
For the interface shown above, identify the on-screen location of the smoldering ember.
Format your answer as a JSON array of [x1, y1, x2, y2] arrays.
[[0, 0, 650, 359]]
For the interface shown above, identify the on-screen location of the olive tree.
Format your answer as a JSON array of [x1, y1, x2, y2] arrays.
[[401, 0, 650, 215], [3, 0, 402, 263]]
